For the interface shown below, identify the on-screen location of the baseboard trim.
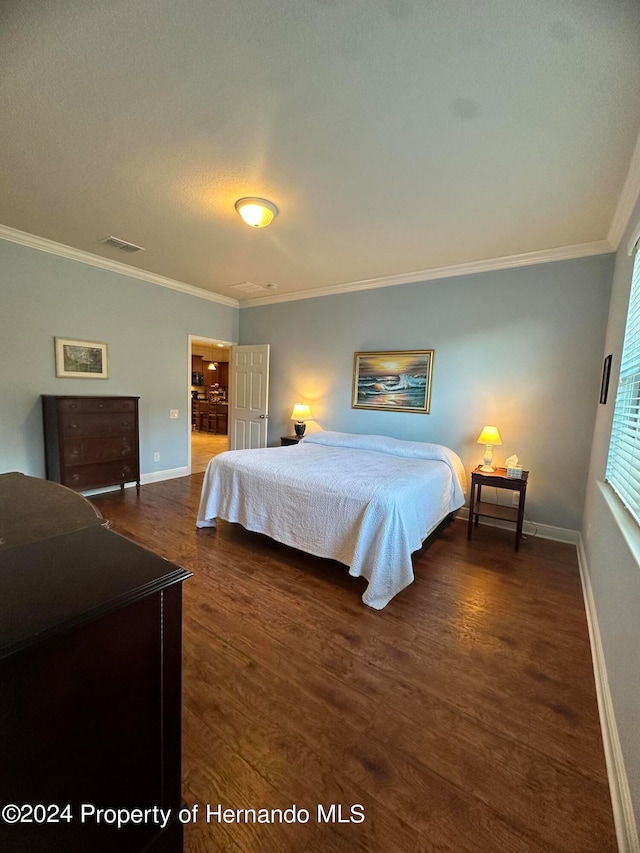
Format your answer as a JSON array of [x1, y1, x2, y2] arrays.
[[81, 466, 190, 496], [455, 507, 578, 544], [141, 466, 191, 485], [576, 535, 640, 853]]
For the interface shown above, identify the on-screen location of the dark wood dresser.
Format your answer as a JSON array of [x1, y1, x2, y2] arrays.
[[42, 395, 140, 492], [0, 472, 191, 852]]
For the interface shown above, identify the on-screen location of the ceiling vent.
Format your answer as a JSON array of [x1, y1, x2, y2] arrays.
[[228, 281, 267, 293], [101, 236, 145, 253]]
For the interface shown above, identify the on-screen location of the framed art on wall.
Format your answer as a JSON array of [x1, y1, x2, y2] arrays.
[[54, 337, 109, 379], [352, 350, 434, 413], [599, 353, 612, 404]]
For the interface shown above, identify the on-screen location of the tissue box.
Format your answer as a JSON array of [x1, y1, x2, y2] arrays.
[[506, 465, 523, 479]]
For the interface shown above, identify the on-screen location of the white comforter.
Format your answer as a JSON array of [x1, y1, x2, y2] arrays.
[[196, 431, 466, 609]]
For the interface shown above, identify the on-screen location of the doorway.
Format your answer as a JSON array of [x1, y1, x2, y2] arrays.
[[188, 335, 234, 474]]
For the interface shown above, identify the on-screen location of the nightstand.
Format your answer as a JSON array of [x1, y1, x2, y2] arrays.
[[467, 466, 529, 551], [280, 435, 303, 446]]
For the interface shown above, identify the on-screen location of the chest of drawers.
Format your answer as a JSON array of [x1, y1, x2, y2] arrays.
[[0, 473, 190, 852], [42, 395, 140, 493]]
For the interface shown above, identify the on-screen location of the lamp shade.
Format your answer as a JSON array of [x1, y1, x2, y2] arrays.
[[235, 197, 278, 228], [290, 403, 313, 421], [477, 425, 502, 445]]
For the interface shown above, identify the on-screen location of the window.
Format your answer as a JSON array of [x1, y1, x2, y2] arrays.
[[606, 241, 640, 524]]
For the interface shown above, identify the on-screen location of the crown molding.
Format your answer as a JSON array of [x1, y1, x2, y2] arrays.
[[241, 240, 614, 308], [0, 224, 240, 309], [0, 223, 615, 312], [608, 128, 640, 250]]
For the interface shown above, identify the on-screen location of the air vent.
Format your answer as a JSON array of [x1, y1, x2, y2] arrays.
[[228, 281, 267, 293], [101, 236, 145, 253]]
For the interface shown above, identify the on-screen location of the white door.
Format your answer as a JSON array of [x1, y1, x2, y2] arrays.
[[228, 344, 270, 449]]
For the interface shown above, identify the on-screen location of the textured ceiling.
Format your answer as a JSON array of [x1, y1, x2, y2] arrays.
[[1, 0, 640, 303]]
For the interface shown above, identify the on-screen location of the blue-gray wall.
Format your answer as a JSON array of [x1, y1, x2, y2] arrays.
[[0, 238, 238, 478], [0, 235, 614, 533], [240, 254, 614, 531], [582, 197, 640, 831]]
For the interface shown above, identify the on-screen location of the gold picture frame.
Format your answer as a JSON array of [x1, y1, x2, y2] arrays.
[[352, 350, 434, 413], [55, 337, 109, 379]]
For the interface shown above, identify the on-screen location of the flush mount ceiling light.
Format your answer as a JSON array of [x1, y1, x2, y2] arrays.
[[235, 197, 278, 228]]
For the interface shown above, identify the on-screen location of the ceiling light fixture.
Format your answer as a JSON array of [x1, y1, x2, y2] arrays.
[[235, 197, 278, 228]]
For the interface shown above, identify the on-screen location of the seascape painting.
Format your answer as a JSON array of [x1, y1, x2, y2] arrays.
[[352, 350, 434, 413]]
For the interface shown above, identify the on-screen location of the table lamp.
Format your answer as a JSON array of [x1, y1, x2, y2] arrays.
[[477, 425, 502, 473], [291, 403, 313, 437]]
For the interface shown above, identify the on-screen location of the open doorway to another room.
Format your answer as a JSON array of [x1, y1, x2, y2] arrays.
[[189, 336, 233, 474]]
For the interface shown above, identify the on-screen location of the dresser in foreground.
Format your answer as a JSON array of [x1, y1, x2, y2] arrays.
[[0, 472, 191, 852]]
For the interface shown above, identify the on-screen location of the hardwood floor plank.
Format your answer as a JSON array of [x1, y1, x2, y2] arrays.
[[181, 784, 245, 853], [185, 535, 609, 786], [182, 663, 428, 853], [390, 705, 614, 852], [181, 622, 540, 853], [182, 707, 316, 853], [191, 432, 228, 474], [184, 564, 609, 853], [90, 476, 618, 853]]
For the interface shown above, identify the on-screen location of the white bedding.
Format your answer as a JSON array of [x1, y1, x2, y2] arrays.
[[196, 431, 466, 609]]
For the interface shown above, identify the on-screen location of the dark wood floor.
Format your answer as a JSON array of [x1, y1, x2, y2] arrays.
[[92, 475, 617, 853]]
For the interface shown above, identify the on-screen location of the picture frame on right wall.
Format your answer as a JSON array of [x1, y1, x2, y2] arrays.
[[600, 353, 612, 404]]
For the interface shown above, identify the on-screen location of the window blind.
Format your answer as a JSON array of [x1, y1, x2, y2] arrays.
[[606, 244, 640, 524]]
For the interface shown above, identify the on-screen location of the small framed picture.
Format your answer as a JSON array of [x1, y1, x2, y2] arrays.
[[55, 337, 108, 379], [600, 353, 612, 404]]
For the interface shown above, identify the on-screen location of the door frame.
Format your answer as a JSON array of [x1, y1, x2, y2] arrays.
[[187, 334, 237, 473]]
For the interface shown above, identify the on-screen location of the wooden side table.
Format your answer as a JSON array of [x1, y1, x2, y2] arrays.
[[467, 466, 529, 551], [280, 435, 303, 446]]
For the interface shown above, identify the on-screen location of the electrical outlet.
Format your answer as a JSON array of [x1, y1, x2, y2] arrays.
[[154, 452, 160, 462], [512, 492, 519, 506], [170, 409, 179, 419]]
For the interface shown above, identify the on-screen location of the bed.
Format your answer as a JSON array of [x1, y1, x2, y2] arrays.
[[196, 431, 466, 609]]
